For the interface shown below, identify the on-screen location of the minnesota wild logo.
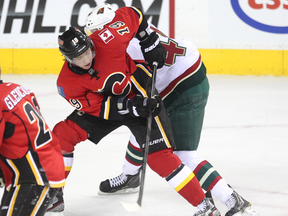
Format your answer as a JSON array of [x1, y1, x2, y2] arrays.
[[97, 7, 104, 14]]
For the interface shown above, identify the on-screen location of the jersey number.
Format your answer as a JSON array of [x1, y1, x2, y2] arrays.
[[117, 27, 129, 35], [69, 99, 82, 110], [109, 21, 130, 35], [24, 102, 52, 149]]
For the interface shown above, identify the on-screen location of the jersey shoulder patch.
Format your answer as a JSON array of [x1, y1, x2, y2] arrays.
[[57, 86, 65, 97], [98, 28, 114, 44]]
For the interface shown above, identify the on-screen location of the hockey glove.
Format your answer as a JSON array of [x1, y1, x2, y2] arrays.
[[129, 95, 162, 118], [139, 31, 167, 69]]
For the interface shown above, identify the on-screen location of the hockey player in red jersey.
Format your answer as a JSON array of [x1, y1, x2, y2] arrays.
[[51, 3, 220, 216], [0, 78, 65, 215]]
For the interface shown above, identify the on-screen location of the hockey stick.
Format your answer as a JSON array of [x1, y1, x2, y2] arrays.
[[121, 62, 158, 212]]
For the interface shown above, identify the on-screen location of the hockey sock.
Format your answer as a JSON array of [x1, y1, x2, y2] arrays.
[[148, 149, 205, 206], [122, 135, 143, 176], [63, 153, 74, 178], [174, 150, 233, 202], [211, 179, 233, 204], [193, 160, 222, 191], [174, 150, 222, 191]]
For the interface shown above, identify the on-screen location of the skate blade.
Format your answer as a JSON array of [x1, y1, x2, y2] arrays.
[[120, 202, 141, 212], [45, 212, 64, 216], [98, 187, 139, 196], [243, 206, 260, 216]]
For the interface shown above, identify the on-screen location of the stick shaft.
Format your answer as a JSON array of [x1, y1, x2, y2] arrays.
[[136, 62, 158, 206]]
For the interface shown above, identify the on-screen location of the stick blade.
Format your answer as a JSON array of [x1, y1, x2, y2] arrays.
[[120, 202, 141, 212]]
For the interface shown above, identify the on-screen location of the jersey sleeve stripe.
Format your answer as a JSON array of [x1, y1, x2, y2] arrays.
[[130, 75, 147, 97], [130, 6, 143, 25], [104, 96, 111, 120], [136, 64, 152, 77]]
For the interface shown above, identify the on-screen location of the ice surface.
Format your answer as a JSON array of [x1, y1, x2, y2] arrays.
[[1, 74, 288, 216]]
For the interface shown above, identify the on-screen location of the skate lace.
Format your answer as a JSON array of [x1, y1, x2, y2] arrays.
[[109, 173, 128, 187]]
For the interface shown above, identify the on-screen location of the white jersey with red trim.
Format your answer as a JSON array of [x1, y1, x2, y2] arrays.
[[127, 35, 201, 98]]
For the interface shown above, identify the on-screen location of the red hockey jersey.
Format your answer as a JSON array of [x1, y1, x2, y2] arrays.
[[0, 82, 65, 189], [57, 7, 148, 119]]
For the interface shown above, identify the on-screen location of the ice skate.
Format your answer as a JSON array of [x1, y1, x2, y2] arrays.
[[98, 172, 140, 195], [193, 191, 221, 216], [46, 189, 64, 213], [225, 190, 259, 216]]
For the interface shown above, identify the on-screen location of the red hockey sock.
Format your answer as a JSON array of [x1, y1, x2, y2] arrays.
[[148, 149, 205, 206], [63, 153, 74, 178], [168, 165, 205, 206]]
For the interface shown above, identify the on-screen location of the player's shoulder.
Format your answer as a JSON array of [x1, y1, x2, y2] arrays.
[[57, 63, 75, 87], [0, 82, 18, 88], [115, 6, 136, 15], [0, 82, 19, 95], [89, 7, 139, 47], [0, 82, 34, 111], [58, 61, 75, 79], [112, 6, 140, 25], [57, 64, 91, 98]]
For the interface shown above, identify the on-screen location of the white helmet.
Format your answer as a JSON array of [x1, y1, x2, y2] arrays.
[[85, 3, 116, 35]]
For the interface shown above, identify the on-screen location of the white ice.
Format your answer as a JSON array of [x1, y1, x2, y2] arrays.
[[1, 74, 288, 216]]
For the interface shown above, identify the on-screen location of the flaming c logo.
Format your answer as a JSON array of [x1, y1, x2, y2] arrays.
[[231, 0, 288, 34]]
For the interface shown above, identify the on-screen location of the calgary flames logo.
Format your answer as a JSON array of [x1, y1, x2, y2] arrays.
[[98, 72, 131, 97]]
